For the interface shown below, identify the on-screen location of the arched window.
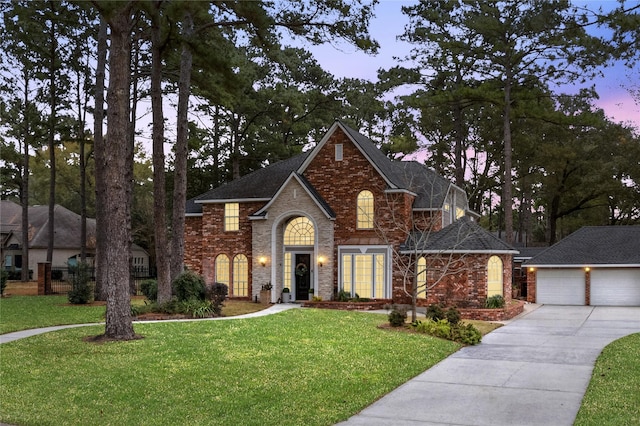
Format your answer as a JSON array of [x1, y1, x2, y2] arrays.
[[357, 190, 374, 229], [232, 254, 248, 297], [487, 255, 503, 297], [284, 217, 314, 246], [215, 254, 230, 286], [417, 257, 427, 299]]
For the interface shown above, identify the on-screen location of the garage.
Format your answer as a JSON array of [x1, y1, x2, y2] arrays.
[[524, 226, 640, 307], [591, 269, 640, 306], [536, 269, 585, 305]]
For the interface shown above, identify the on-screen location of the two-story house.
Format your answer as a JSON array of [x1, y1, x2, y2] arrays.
[[184, 121, 517, 306]]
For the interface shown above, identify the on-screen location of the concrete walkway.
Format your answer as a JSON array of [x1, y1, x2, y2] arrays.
[[338, 305, 640, 426], [0, 303, 302, 344]]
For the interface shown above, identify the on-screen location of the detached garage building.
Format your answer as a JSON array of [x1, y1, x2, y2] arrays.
[[524, 226, 640, 306]]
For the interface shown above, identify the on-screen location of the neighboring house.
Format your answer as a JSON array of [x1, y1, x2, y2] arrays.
[[0, 201, 150, 280], [185, 120, 517, 306], [524, 226, 640, 306]]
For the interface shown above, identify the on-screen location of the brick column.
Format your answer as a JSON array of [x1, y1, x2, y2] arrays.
[[526, 267, 536, 303], [37, 262, 52, 295], [585, 268, 591, 306]]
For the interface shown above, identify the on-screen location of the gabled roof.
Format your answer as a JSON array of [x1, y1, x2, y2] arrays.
[[188, 120, 462, 214], [401, 216, 518, 254], [250, 173, 336, 220], [187, 152, 312, 214], [524, 226, 640, 267], [0, 201, 96, 249]]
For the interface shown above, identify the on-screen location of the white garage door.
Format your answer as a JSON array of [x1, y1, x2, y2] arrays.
[[591, 269, 640, 306], [536, 269, 585, 305]]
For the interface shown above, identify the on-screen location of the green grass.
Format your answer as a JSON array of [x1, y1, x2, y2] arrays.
[[574, 332, 640, 426], [0, 296, 106, 334], [0, 309, 460, 426]]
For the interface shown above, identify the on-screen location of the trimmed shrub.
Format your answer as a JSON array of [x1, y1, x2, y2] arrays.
[[425, 304, 446, 321], [172, 271, 206, 302], [388, 306, 408, 327], [205, 282, 228, 315], [337, 290, 350, 302], [67, 263, 93, 304], [140, 279, 158, 301], [451, 323, 482, 345], [0, 270, 7, 296], [485, 294, 505, 309], [445, 307, 461, 325]]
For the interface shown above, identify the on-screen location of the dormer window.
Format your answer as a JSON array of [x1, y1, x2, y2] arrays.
[[224, 203, 239, 231], [357, 190, 374, 229]]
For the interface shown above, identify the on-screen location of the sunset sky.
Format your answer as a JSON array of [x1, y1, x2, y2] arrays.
[[305, 0, 639, 131]]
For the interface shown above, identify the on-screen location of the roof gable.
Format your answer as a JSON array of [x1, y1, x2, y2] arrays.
[[250, 173, 335, 220], [525, 226, 640, 266]]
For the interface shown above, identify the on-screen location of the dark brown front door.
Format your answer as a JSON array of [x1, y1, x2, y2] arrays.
[[294, 253, 311, 300]]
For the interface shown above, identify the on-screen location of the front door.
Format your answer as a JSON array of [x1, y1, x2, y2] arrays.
[[294, 253, 311, 301]]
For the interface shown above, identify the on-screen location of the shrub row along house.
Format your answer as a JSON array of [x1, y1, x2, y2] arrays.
[[184, 121, 517, 308]]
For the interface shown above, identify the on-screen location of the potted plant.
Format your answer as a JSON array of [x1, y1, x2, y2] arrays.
[[281, 287, 291, 303], [260, 283, 272, 305], [308, 287, 314, 301]]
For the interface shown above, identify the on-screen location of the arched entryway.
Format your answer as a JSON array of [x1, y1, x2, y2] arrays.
[[283, 216, 315, 301]]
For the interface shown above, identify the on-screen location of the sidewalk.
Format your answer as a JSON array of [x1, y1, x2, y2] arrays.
[[0, 303, 301, 345]]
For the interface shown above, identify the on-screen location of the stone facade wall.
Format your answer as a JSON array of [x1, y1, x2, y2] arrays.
[[251, 177, 334, 302]]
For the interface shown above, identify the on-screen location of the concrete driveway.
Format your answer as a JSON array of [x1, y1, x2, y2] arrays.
[[338, 305, 640, 426]]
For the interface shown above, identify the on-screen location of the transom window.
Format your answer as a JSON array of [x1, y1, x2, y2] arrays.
[[284, 217, 314, 246], [225, 203, 239, 231], [357, 190, 374, 229], [487, 255, 503, 297]]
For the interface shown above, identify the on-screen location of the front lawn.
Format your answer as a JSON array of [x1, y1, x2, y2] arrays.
[[0, 296, 267, 335], [574, 332, 640, 426], [0, 296, 106, 334], [0, 309, 460, 426]]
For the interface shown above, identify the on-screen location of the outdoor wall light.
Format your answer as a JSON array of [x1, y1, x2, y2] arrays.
[[318, 256, 326, 267], [259, 257, 267, 267], [529, 267, 535, 272], [585, 267, 590, 272]]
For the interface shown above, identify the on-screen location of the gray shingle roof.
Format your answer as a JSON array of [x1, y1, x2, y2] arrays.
[[0, 201, 96, 249], [402, 216, 518, 253], [188, 120, 456, 213], [524, 226, 640, 266], [186, 152, 312, 214]]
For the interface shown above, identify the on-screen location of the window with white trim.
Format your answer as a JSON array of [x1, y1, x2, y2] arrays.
[[340, 247, 388, 299]]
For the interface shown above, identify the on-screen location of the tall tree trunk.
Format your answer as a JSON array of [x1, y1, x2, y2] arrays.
[[100, 5, 136, 340], [46, 6, 57, 263], [170, 10, 193, 281], [453, 102, 465, 188], [93, 16, 108, 301], [20, 72, 30, 282], [502, 73, 514, 244], [151, 2, 171, 303]]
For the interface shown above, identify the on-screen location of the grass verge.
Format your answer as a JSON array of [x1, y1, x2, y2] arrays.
[[574, 332, 640, 426], [0, 309, 460, 426]]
